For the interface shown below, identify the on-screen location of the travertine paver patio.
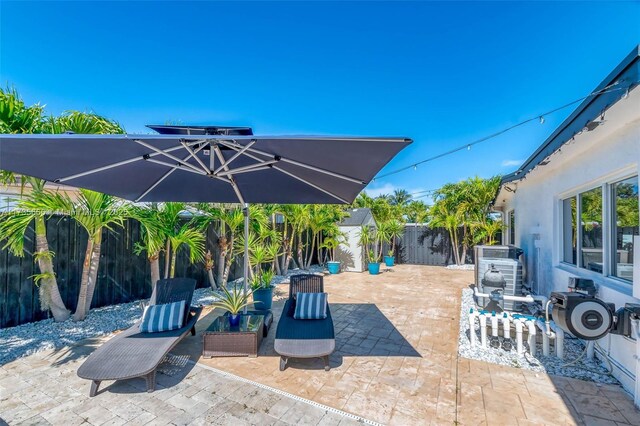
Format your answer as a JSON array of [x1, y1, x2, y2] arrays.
[[174, 265, 640, 425], [1, 265, 639, 425], [0, 343, 364, 425]]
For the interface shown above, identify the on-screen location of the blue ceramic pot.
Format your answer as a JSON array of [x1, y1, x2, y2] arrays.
[[384, 256, 395, 267], [229, 313, 241, 327], [327, 261, 341, 274], [368, 262, 380, 275], [253, 287, 274, 310]]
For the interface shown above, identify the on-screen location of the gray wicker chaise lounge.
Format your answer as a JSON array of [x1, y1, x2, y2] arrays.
[[274, 274, 335, 371], [77, 278, 203, 397]]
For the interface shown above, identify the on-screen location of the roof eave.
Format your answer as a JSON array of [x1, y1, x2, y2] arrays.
[[500, 45, 640, 186]]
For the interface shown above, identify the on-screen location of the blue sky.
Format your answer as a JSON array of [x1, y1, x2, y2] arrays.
[[1, 1, 639, 200]]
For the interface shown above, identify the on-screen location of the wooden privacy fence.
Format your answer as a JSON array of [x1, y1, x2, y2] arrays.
[[1, 219, 463, 328], [0, 216, 241, 328], [395, 225, 456, 266]]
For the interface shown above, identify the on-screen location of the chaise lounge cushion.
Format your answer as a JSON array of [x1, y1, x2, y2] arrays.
[[293, 293, 328, 320], [140, 300, 186, 333], [276, 299, 334, 340]]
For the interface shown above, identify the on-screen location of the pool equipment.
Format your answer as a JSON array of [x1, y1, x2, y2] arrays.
[[502, 313, 513, 351], [567, 277, 597, 296], [476, 259, 525, 312], [468, 309, 546, 356], [550, 291, 640, 340], [474, 245, 524, 285]]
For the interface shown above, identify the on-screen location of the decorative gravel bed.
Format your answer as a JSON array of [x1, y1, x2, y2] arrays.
[[0, 265, 326, 366], [457, 288, 620, 384]]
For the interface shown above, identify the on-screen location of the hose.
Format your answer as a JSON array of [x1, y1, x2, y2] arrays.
[[560, 344, 587, 368], [594, 341, 615, 374], [560, 342, 613, 377]]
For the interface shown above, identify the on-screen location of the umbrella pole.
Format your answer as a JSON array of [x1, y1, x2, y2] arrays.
[[243, 203, 249, 315]]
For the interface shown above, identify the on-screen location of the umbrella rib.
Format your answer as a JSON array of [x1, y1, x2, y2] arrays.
[[132, 139, 206, 175], [216, 140, 365, 185], [180, 140, 211, 174], [216, 160, 278, 177], [213, 140, 256, 175], [135, 143, 209, 202], [213, 145, 245, 204], [145, 158, 207, 175], [55, 140, 202, 183], [135, 166, 177, 202], [217, 142, 348, 203], [272, 166, 349, 204]]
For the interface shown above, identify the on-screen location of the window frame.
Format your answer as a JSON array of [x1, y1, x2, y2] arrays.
[[507, 209, 515, 245], [559, 171, 638, 287]]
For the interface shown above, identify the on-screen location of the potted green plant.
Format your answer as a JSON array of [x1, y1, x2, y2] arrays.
[[367, 249, 381, 274], [384, 248, 395, 267], [376, 219, 403, 267], [358, 225, 381, 275], [212, 285, 253, 326], [322, 233, 346, 274], [251, 268, 276, 311]]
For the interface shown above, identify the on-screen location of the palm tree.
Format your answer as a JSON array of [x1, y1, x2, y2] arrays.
[[0, 180, 72, 321], [0, 87, 45, 135], [43, 111, 124, 134], [197, 203, 245, 288], [378, 219, 404, 257], [404, 200, 430, 223], [357, 225, 380, 264], [167, 222, 205, 278], [278, 204, 305, 273], [284, 204, 310, 270], [131, 204, 168, 288], [0, 88, 126, 321], [429, 201, 463, 265], [390, 189, 412, 207], [68, 190, 129, 321]]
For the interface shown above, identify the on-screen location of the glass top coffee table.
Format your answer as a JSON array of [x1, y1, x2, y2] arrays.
[[202, 314, 264, 358]]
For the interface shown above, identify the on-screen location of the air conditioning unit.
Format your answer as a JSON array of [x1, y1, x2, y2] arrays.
[[477, 258, 524, 312], [474, 245, 523, 285]]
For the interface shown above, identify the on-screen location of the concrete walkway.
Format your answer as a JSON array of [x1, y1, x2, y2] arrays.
[[1, 265, 639, 425], [177, 265, 640, 425], [0, 344, 366, 426]]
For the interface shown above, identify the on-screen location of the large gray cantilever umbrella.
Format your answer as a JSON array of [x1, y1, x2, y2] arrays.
[[0, 126, 411, 300]]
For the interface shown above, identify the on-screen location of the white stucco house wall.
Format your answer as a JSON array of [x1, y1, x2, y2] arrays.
[[336, 208, 376, 272], [494, 46, 640, 405]]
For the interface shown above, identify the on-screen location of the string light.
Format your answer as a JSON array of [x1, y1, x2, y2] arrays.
[[373, 81, 632, 181]]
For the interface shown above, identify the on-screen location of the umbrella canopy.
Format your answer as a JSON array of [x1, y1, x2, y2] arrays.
[[0, 130, 411, 304], [0, 133, 411, 204]]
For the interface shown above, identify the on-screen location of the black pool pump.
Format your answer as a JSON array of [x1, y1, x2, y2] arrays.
[[550, 291, 640, 340]]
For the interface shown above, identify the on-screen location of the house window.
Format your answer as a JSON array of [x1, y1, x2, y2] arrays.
[[561, 175, 639, 284], [562, 197, 577, 265], [508, 210, 515, 245], [611, 176, 638, 282], [580, 187, 603, 273]]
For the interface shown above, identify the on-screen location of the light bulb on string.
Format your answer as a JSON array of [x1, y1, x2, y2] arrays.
[[413, 165, 417, 171], [467, 145, 471, 151], [539, 116, 545, 124]]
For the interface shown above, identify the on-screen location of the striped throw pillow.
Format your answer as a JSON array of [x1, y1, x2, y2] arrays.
[[294, 292, 328, 320], [140, 300, 186, 333]]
